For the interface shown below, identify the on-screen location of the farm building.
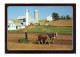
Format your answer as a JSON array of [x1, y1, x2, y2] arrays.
[[47, 15, 53, 21], [8, 10, 39, 30], [8, 20, 25, 30], [47, 15, 55, 21], [25, 10, 38, 26]]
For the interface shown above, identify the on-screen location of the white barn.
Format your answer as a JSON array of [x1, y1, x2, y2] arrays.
[[16, 15, 36, 26]]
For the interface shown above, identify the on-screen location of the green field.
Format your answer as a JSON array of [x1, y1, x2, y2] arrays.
[[8, 25, 72, 34], [38, 19, 46, 22]]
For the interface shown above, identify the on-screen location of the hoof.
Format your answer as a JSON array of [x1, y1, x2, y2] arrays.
[[38, 42, 40, 44]]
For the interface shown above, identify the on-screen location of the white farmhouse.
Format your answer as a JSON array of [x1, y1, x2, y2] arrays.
[[8, 20, 25, 30], [47, 15, 53, 21]]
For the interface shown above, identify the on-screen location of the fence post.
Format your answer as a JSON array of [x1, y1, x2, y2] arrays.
[[25, 32, 28, 40]]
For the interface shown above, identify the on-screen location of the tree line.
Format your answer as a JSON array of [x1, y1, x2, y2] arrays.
[[52, 13, 72, 20]]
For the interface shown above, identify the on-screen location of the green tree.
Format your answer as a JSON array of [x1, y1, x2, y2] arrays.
[[64, 16, 66, 19], [66, 15, 71, 19], [61, 15, 64, 19], [52, 13, 59, 20]]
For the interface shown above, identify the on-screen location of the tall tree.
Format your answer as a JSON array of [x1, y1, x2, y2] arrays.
[[64, 16, 66, 19], [52, 13, 59, 20], [66, 15, 71, 19], [61, 15, 64, 19]]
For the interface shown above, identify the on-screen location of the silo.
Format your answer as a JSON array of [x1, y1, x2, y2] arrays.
[[26, 10, 29, 26], [34, 10, 38, 23]]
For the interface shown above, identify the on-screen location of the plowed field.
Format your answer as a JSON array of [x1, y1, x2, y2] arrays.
[[8, 33, 72, 50]]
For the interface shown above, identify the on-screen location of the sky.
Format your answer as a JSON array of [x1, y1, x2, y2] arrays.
[[8, 6, 73, 20]]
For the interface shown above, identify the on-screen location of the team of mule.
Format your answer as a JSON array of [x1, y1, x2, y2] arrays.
[[37, 32, 58, 44]]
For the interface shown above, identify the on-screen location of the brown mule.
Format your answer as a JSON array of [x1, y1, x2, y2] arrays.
[[47, 32, 58, 44], [38, 34, 50, 44]]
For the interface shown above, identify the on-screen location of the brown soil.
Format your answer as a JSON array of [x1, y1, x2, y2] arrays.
[[8, 33, 72, 50]]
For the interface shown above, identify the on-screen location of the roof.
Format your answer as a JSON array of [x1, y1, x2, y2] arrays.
[[11, 19, 23, 23], [8, 20, 23, 26], [14, 23, 23, 26]]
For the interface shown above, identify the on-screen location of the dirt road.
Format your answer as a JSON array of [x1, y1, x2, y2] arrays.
[[8, 33, 72, 50]]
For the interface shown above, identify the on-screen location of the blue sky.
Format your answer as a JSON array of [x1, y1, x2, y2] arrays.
[[8, 6, 73, 20]]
